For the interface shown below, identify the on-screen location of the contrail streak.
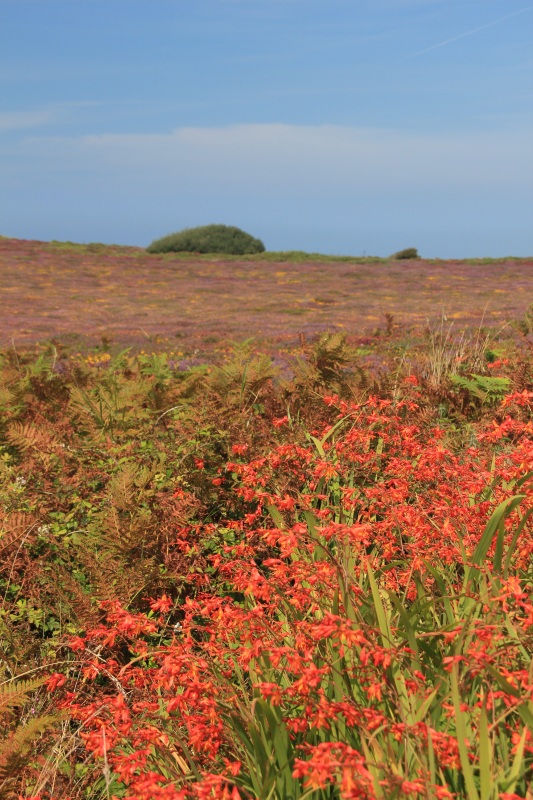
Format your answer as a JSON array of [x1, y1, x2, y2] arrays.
[[400, 5, 533, 61]]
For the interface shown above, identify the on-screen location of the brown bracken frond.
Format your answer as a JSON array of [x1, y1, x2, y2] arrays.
[[0, 513, 38, 554], [0, 714, 58, 798]]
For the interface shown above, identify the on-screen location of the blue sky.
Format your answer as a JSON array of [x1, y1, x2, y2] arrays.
[[1, 0, 532, 257]]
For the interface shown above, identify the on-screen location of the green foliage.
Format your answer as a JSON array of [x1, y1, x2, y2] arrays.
[[290, 333, 368, 412], [392, 247, 419, 259], [147, 224, 266, 255], [450, 373, 511, 405], [206, 340, 277, 412], [0, 335, 531, 796]]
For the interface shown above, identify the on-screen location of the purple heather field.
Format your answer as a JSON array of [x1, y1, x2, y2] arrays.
[[2, 237, 532, 353]]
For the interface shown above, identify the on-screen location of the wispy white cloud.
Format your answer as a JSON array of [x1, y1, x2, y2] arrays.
[[400, 5, 533, 60], [0, 101, 103, 132], [0, 109, 53, 132], [6, 123, 531, 196]]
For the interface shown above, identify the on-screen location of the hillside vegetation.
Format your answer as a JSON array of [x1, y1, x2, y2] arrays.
[[1, 323, 533, 798], [2, 237, 532, 352]]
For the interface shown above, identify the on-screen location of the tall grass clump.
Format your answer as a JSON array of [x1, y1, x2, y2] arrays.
[[147, 224, 265, 255]]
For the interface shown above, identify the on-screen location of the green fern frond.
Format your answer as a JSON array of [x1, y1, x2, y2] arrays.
[[69, 377, 153, 433], [0, 385, 13, 410]]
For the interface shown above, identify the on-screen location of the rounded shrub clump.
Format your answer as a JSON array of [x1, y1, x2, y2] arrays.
[[392, 247, 420, 260], [147, 224, 265, 255]]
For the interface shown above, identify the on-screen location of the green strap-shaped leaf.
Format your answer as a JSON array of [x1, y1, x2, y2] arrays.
[[465, 495, 526, 587], [478, 703, 493, 800], [451, 663, 480, 800], [366, 562, 392, 647]]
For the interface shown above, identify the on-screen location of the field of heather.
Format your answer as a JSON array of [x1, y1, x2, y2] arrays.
[[2, 237, 533, 351], [1, 238, 533, 799]]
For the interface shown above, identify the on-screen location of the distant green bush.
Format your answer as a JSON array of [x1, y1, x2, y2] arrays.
[[147, 224, 265, 255], [392, 247, 420, 260]]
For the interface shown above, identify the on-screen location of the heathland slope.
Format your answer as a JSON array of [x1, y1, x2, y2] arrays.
[[2, 237, 532, 350]]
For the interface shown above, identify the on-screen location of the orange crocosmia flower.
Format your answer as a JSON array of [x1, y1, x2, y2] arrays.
[[433, 788, 455, 799], [257, 682, 284, 705], [313, 460, 339, 479], [275, 494, 295, 510], [487, 358, 509, 370], [365, 682, 383, 701], [231, 443, 249, 455], [400, 778, 426, 793], [149, 594, 173, 613], [81, 662, 101, 681], [80, 727, 117, 756], [501, 389, 533, 407], [68, 635, 86, 651], [223, 759, 242, 776], [166, 697, 182, 713], [500, 794, 527, 800], [45, 672, 66, 691]]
